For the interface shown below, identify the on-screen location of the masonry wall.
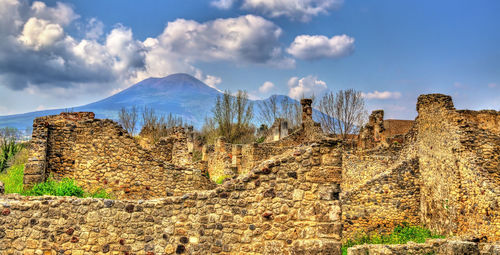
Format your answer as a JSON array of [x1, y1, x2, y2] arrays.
[[1, 140, 343, 254], [416, 94, 500, 241], [24, 113, 214, 200], [341, 158, 421, 240]]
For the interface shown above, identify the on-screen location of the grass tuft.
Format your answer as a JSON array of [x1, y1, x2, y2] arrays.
[[0, 164, 113, 199], [341, 223, 445, 255]]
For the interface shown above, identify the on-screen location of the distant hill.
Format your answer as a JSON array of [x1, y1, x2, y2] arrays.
[[0, 73, 318, 131]]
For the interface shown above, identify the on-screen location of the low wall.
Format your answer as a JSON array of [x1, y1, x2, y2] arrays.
[[24, 113, 213, 199], [347, 239, 498, 255], [0, 140, 343, 254]]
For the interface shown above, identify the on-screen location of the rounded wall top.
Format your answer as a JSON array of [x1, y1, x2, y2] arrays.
[[416, 94, 455, 113]]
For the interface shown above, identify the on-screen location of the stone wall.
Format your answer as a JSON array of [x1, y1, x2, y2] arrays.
[[416, 94, 500, 241], [341, 152, 398, 192], [203, 98, 325, 182], [341, 94, 499, 242], [341, 158, 421, 240], [0, 140, 343, 254], [358, 110, 414, 149], [24, 113, 213, 199]]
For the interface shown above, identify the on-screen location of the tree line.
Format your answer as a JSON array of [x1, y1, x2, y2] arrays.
[[117, 88, 367, 144]]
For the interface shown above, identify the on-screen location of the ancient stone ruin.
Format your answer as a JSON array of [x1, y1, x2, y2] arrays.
[[0, 93, 498, 254]]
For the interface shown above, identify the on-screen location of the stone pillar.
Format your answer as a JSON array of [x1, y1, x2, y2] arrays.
[[201, 145, 208, 162], [231, 144, 242, 170], [280, 119, 289, 138], [24, 119, 49, 186], [301, 99, 313, 122], [215, 137, 227, 152], [186, 126, 194, 153]]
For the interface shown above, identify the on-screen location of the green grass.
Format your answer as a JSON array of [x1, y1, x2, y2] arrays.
[[215, 175, 232, 184], [341, 223, 445, 255], [0, 164, 113, 199], [24, 177, 85, 197], [0, 164, 24, 194]]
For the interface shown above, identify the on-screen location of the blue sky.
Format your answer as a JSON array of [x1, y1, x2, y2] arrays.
[[0, 0, 499, 119]]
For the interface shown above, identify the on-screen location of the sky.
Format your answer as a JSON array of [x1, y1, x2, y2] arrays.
[[0, 0, 499, 119]]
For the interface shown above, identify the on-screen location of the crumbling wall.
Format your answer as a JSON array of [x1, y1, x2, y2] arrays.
[[203, 98, 325, 181], [416, 94, 500, 241], [24, 113, 213, 199], [341, 158, 421, 240], [358, 110, 414, 149], [1, 140, 343, 254]]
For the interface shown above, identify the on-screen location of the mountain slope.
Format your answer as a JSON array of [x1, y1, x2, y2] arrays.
[[0, 73, 315, 131]]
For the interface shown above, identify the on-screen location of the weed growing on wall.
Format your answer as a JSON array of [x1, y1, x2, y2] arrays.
[[215, 175, 232, 184], [341, 223, 445, 255]]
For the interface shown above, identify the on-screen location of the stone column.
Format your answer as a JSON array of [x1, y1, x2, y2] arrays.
[[301, 98, 313, 122]]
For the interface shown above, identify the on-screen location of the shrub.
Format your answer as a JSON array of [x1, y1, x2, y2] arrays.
[[25, 177, 85, 197], [0, 142, 23, 172], [341, 223, 444, 255]]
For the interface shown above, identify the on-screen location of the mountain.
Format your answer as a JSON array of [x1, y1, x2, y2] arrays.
[[0, 73, 312, 131]]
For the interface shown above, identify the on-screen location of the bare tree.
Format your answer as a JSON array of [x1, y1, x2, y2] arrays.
[[258, 95, 280, 126], [281, 96, 302, 130], [318, 89, 367, 139], [205, 90, 254, 144], [118, 106, 138, 135], [140, 106, 184, 143], [234, 90, 253, 137]]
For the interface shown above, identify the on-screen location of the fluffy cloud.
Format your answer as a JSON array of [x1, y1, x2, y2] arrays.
[[259, 81, 274, 93], [155, 15, 292, 66], [287, 34, 354, 60], [211, 0, 236, 9], [362, 91, 402, 100], [242, 0, 343, 22], [30, 1, 79, 26], [18, 17, 64, 50], [288, 75, 327, 99], [0, 0, 292, 96]]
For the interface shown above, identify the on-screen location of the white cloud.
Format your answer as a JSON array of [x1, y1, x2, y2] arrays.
[[242, 0, 343, 22], [30, 1, 79, 26], [488, 83, 497, 88], [288, 75, 327, 99], [287, 34, 355, 60], [0, 0, 294, 98], [259, 81, 274, 93], [18, 18, 64, 50], [85, 18, 104, 40], [202, 75, 222, 88], [211, 0, 236, 9], [362, 91, 402, 100], [155, 15, 292, 66]]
